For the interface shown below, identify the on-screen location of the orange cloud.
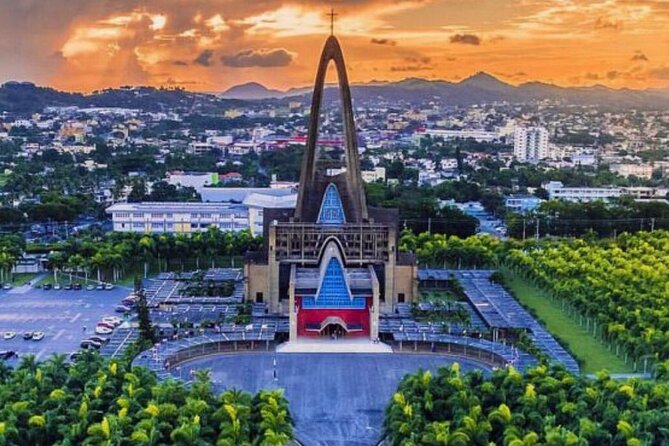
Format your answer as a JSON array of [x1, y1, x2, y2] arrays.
[[0, 0, 665, 92]]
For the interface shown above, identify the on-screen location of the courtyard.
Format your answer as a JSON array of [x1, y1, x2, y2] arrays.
[[172, 352, 491, 446]]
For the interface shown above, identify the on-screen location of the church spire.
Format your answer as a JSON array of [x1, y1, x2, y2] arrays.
[[327, 8, 338, 36]]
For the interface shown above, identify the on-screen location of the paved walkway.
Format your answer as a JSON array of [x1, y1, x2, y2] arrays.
[[276, 338, 393, 354]]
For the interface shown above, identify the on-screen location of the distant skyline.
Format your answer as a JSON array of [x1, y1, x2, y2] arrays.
[[1, 0, 668, 92]]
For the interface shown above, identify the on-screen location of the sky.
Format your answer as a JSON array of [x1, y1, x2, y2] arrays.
[[0, 0, 668, 92]]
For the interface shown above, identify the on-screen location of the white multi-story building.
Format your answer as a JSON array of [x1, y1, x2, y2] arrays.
[[416, 128, 501, 143], [610, 163, 654, 179], [544, 181, 667, 202], [361, 167, 386, 183], [440, 158, 458, 170], [514, 127, 549, 162], [106, 202, 252, 235], [107, 189, 298, 236], [543, 181, 621, 202], [187, 142, 216, 154]]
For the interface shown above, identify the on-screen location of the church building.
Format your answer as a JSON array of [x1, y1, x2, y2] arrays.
[[244, 35, 417, 340]]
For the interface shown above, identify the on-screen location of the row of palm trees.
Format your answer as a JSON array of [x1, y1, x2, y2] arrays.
[[505, 230, 669, 366], [385, 363, 669, 446], [47, 228, 262, 284], [0, 234, 25, 283], [0, 351, 293, 445]]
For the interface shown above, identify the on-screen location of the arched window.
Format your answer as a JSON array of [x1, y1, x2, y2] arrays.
[[317, 183, 346, 225]]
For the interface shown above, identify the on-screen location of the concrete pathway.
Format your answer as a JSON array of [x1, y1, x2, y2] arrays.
[[276, 338, 393, 354]]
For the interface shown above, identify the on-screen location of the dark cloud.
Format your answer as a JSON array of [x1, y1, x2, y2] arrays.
[[390, 65, 433, 72], [585, 72, 602, 81], [194, 50, 214, 67], [172, 60, 188, 66], [631, 52, 648, 61], [221, 48, 295, 68], [450, 34, 481, 45], [404, 56, 431, 64], [371, 38, 397, 46], [606, 70, 620, 80], [595, 17, 623, 30]]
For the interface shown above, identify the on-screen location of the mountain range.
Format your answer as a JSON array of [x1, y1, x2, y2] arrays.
[[221, 72, 669, 108], [1, 73, 669, 114]]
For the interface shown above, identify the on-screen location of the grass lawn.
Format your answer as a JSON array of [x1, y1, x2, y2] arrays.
[[501, 267, 632, 374], [9, 273, 38, 286], [420, 290, 457, 302]]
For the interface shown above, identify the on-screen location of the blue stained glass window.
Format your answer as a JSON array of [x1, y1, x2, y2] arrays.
[[301, 257, 366, 309], [317, 183, 346, 225]]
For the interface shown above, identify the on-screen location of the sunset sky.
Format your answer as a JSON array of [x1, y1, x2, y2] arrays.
[[1, 0, 668, 92]]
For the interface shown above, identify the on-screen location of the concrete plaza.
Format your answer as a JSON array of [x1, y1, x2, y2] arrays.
[[173, 352, 490, 446]]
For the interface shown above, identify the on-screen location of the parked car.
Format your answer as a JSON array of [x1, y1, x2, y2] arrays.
[[121, 297, 137, 307], [53, 283, 62, 290], [115, 305, 131, 313], [87, 335, 110, 345], [96, 284, 105, 291], [97, 321, 115, 330], [32, 331, 45, 341], [0, 350, 17, 360], [3, 283, 12, 290], [43, 283, 52, 290], [3, 331, 16, 340], [102, 316, 122, 326], [80, 340, 102, 350], [23, 331, 33, 340], [94, 326, 113, 335], [64, 284, 73, 290], [73, 283, 82, 290], [105, 283, 114, 290], [86, 284, 95, 291]]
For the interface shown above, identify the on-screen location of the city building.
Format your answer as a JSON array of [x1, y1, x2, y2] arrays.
[[514, 126, 549, 162], [107, 186, 298, 236], [416, 128, 501, 143], [244, 35, 417, 341], [361, 167, 386, 183], [544, 181, 668, 202], [544, 181, 621, 202], [187, 142, 216, 154], [200, 187, 296, 203], [505, 195, 543, 214], [106, 202, 251, 234], [167, 171, 219, 192], [610, 163, 654, 179]]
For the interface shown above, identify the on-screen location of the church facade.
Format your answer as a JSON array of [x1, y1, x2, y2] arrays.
[[244, 35, 417, 340]]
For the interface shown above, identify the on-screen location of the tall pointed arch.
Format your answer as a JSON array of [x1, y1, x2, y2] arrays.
[[295, 35, 368, 223]]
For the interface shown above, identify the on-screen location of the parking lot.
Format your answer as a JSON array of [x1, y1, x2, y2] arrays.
[[0, 282, 131, 362]]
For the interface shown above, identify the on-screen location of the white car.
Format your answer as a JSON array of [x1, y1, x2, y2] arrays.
[[53, 284, 62, 290], [95, 326, 113, 335], [32, 332, 45, 341], [3, 331, 16, 340], [102, 316, 122, 326]]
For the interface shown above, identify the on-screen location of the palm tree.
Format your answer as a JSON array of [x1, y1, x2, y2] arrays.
[[139, 236, 154, 278], [48, 251, 65, 285]]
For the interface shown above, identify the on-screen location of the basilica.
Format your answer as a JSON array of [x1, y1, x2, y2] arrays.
[[244, 35, 417, 340]]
